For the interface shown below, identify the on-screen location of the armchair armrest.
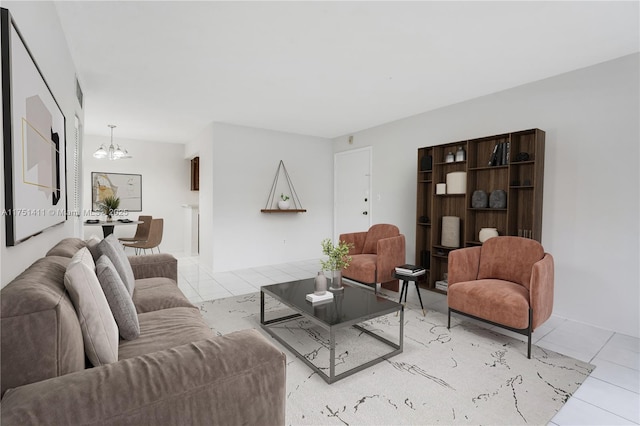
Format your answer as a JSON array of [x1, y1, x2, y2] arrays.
[[1, 329, 286, 426], [530, 253, 554, 330], [339, 232, 367, 255], [375, 234, 406, 283], [128, 253, 177, 282], [448, 247, 482, 285]]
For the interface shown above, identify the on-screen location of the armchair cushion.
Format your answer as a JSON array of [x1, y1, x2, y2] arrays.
[[362, 224, 400, 254], [448, 279, 531, 329], [346, 254, 377, 284], [477, 236, 544, 289]]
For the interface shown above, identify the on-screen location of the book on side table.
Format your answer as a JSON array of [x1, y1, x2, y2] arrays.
[[395, 264, 426, 276]]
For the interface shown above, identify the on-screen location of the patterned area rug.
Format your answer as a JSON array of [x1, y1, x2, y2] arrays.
[[197, 293, 594, 425]]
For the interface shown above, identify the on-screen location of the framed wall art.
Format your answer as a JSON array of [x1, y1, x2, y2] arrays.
[[2, 8, 67, 246], [91, 172, 142, 213]]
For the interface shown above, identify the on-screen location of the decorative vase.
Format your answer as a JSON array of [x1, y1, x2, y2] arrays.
[[329, 270, 343, 291], [441, 216, 460, 248], [314, 271, 327, 295], [445, 152, 455, 163], [277, 200, 290, 209], [479, 227, 499, 243], [489, 190, 507, 209], [471, 190, 489, 208], [455, 146, 466, 162]]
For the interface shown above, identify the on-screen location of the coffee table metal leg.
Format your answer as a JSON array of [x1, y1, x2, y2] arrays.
[[329, 328, 336, 382]]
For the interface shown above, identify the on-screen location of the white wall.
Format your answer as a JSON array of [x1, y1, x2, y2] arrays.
[[82, 135, 198, 253], [186, 122, 334, 273], [334, 54, 640, 338], [1, 2, 84, 286]]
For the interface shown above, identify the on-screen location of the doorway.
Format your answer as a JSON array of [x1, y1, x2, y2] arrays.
[[334, 147, 372, 241]]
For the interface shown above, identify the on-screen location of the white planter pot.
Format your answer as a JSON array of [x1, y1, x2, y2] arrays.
[[278, 200, 290, 209]]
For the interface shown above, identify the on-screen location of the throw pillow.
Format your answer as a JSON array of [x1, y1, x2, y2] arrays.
[[64, 248, 118, 366], [96, 255, 140, 340], [92, 234, 136, 296]]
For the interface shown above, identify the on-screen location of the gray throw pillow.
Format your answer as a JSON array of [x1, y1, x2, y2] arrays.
[[96, 255, 140, 340], [64, 248, 119, 366], [92, 234, 136, 296]]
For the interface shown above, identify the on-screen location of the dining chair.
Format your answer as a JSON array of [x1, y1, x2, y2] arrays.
[[123, 219, 163, 254], [118, 215, 152, 244]]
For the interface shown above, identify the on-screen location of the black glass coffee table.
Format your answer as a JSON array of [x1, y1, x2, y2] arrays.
[[260, 278, 403, 384]]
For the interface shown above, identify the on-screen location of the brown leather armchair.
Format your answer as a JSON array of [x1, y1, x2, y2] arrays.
[[447, 236, 554, 358], [339, 224, 406, 292]]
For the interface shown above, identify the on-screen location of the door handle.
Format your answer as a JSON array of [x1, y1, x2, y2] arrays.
[[362, 211, 368, 215]]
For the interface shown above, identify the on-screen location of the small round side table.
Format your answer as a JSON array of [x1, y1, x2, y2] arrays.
[[393, 271, 426, 316]]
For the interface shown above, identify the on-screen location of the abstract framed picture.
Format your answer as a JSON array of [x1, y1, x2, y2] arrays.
[[91, 172, 142, 213], [2, 8, 67, 246]]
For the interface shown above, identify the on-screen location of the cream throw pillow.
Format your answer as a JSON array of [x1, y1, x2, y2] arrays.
[[64, 247, 118, 366]]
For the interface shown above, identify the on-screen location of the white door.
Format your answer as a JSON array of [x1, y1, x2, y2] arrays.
[[334, 147, 372, 241]]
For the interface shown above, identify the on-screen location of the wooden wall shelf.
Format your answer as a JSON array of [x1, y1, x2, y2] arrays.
[[260, 209, 307, 213]]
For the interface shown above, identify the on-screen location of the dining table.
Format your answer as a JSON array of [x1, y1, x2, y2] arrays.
[[84, 219, 143, 237]]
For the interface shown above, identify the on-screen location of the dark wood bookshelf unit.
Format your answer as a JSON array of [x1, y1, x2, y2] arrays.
[[415, 128, 545, 294]]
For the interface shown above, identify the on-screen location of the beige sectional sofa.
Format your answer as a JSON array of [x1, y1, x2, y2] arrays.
[[0, 237, 286, 425]]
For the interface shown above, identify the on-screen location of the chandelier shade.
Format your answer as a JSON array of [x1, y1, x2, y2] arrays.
[[94, 125, 131, 160]]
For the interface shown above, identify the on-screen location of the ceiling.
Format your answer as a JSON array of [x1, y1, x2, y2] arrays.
[[54, 1, 639, 143]]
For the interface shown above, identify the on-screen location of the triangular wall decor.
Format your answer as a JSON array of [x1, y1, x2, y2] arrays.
[[261, 160, 306, 213]]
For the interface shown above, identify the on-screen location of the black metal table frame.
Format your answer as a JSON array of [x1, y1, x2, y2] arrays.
[[260, 288, 404, 384]]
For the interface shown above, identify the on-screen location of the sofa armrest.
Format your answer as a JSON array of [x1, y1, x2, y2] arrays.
[[128, 253, 177, 282], [375, 234, 406, 283], [530, 253, 554, 330], [1, 329, 286, 426], [448, 246, 482, 285], [339, 232, 367, 255]]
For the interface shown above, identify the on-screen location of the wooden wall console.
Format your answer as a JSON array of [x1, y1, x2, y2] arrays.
[[415, 128, 545, 294]]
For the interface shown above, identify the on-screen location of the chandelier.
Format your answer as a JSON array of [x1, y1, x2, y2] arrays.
[[93, 124, 131, 160]]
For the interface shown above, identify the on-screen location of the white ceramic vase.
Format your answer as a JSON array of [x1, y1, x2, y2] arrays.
[[479, 227, 499, 243], [277, 200, 290, 209]]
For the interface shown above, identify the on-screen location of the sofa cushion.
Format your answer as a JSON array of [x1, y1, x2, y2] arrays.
[[64, 248, 119, 366], [0, 256, 84, 397], [133, 278, 195, 313], [477, 236, 544, 289], [91, 234, 136, 295], [96, 255, 140, 340], [85, 235, 101, 251], [46, 238, 86, 258], [118, 307, 212, 360]]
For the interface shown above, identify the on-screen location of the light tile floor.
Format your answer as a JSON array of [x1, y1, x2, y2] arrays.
[[173, 254, 640, 425]]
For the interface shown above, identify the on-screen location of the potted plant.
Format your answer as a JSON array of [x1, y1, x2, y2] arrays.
[[278, 193, 291, 210], [320, 238, 353, 290], [97, 195, 120, 221]]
